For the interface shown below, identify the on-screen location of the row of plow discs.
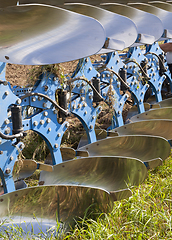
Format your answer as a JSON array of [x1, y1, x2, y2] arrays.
[[0, 0, 172, 237]]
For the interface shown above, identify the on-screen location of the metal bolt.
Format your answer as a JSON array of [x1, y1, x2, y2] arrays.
[[111, 66, 113, 69], [5, 168, 11, 174], [83, 102, 87, 107], [102, 74, 105, 78], [84, 111, 87, 115], [4, 119, 9, 125], [54, 144, 59, 149], [89, 95, 92, 100], [99, 106, 102, 111], [46, 118, 51, 123], [38, 96, 42, 101], [48, 127, 51, 132], [43, 103, 47, 108], [40, 120, 44, 125], [5, 128, 10, 134], [96, 73, 100, 77], [92, 116, 95, 120], [0, 151, 3, 155], [10, 156, 14, 161], [90, 125, 93, 129], [5, 91, 9, 96], [81, 97, 85, 101], [106, 74, 110, 77], [81, 82, 85, 87], [33, 121, 38, 126], [85, 58, 88, 62], [103, 93, 106, 96], [16, 99, 21, 105], [78, 104, 81, 108], [53, 110, 58, 114], [88, 88, 92, 92], [80, 89, 84, 94], [53, 77, 56, 81], [57, 133, 61, 137], [89, 67, 92, 71], [32, 97, 36, 102], [65, 123, 69, 128], [76, 83, 80, 88], [116, 59, 119, 63], [73, 105, 76, 110], [43, 111, 48, 116]]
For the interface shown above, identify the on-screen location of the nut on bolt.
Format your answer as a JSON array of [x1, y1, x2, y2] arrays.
[[5, 168, 11, 174]]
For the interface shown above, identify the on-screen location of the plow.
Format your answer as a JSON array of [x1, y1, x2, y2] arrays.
[[0, 0, 172, 237]]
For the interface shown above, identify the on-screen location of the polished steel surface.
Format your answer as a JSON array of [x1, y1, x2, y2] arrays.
[[110, 188, 132, 201], [100, 3, 163, 44], [148, 1, 172, 12], [13, 160, 37, 180], [109, 120, 172, 140], [60, 147, 76, 161], [20, 0, 64, 6], [126, 103, 150, 122], [39, 156, 147, 191], [63, 3, 138, 50], [0, 4, 105, 65], [0, 185, 113, 231], [78, 129, 107, 148], [130, 107, 172, 122], [0, 1, 17, 7], [78, 135, 170, 163], [129, 3, 172, 38], [145, 158, 162, 170], [37, 162, 53, 171], [152, 98, 172, 108]]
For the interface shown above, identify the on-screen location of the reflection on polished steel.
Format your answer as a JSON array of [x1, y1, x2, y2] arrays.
[[129, 3, 172, 38], [145, 158, 162, 170], [40, 156, 147, 191], [0, 1, 17, 8], [20, 0, 64, 6], [100, 3, 163, 44], [110, 188, 132, 201], [63, 3, 138, 51], [0, 185, 113, 232], [109, 119, 172, 140], [149, 1, 172, 12], [78, 129, 107, 148], [78, 135, 170, 164], [0, 4, 105, 65], [13, 160, 37, 180], [126, 103, 150, 122], [130, 107, 172, 122], [152, 98, 172, 108], [60, 147, 76, 161]]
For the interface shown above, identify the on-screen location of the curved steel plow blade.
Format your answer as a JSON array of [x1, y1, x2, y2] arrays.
[[0, 4, 105, 65], [0, 185, 113, 234], [78, 135, 170, 169], [109, 119, 172, 140], [130, 107, 172, 122], [39, 156, 147, 192]]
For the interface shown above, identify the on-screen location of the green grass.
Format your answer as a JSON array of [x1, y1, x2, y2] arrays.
[[0, 154, 171, 239]]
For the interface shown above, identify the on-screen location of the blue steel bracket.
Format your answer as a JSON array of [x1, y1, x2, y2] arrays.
[[19, 72, 60, 110], [0, 140, 25, 194], [100, 70, 128, 129], [22, 109, 68, 165], [146, 42, 172, 98], [127, 46, 165, 103], [70, 94, 101, 144]]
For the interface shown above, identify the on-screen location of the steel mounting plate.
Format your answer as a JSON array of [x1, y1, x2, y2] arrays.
[[0, 4, 105, 65]]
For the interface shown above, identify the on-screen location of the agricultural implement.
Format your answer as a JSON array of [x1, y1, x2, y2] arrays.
[[0, 0, 172, 236]]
